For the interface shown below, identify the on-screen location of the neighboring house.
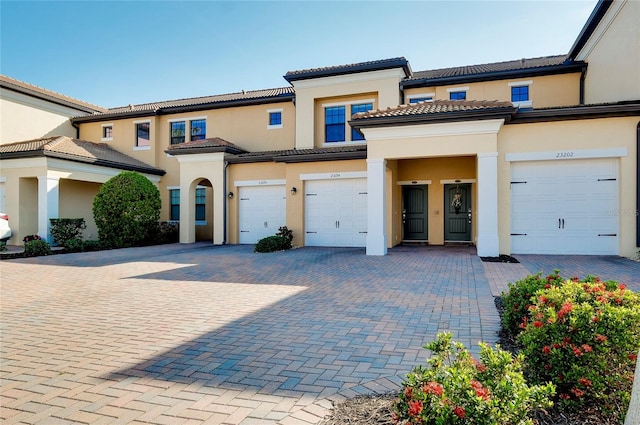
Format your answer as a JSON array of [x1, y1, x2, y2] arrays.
[[0, 0, 638, 258]]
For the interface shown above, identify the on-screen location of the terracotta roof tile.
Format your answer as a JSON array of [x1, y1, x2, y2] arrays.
[[0, 136, 164, 175], [0, 75, 106, 113], [353, 99, 516, 120], [166, 137, 247, 154]]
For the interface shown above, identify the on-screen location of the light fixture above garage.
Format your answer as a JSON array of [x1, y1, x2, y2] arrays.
[[291, 187, 297, 195], [228, 191, 234, 199]]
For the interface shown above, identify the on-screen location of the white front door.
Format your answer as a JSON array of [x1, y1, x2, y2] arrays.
[[305, 178, 367, 247], [510, 158, 618, 255], [238, 185, 286, 244]]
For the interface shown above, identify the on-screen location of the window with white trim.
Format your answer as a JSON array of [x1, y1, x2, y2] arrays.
[[322, 99, 374, 144], [101, 124, 113, 141], [190, 119, 206, 141], [168, 117, 207, 145], [169, 189, 180, 220], [351, 103, 372, 141], [267, 109, 283, 129], [447, 86, 469, 101], [135, 121, 150, 147], [408, 94, 434, 104], [168, 187, 206, 223], [508, 81, 533, 108]]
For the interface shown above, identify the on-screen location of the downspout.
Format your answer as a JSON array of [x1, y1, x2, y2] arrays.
[[223, 160, 229, 244], [400, 85, 405, 105], [579, 65, 587, 105], [71, 120, 80, 139], [636, 122, 640, 248]]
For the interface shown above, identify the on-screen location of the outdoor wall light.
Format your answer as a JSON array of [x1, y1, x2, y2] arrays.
[[290, 187, 297, 195], [228, 191, 234, 199]]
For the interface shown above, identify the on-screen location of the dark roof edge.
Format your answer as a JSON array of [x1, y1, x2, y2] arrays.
[[227, 155, 275, 164], [350, 109, 516, 129], [1, 82, 105, 114], [72, 94, 295, 124], [273, 150, 367, 163], [401, 62, 585, 89], [0, 150, 165, 176], [509, 101, 640, 124], [164, 146, 246, 156], [284, 58, 411, 83], [567, 0, 613, 60]]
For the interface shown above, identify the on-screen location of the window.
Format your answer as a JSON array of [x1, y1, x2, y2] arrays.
[[351, 103, 372, 141], [195, 188, 206, 221], [102, 125, 113, 140], [170, 189, 180, 220], [170, 121, 185, 145], [449, 91, 466, 100], [136, 122, 150, 146], [325, 106, 345, 143], [269, 111, 282, 126], [190, 119, 206, 141], [409, 96, 433, 104], [511, 86, 529, 102]]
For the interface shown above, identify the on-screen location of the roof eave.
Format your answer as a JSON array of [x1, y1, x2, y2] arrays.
[[567, 0, 613, 60], [0, 83, 106, 114], [273, 150, 367, 163], [351, 109, 516, 129], [284, 59, 411, 83], [165, 146, 246, 156], [510, 101, 640, 124], [401, 62, 585, 89]]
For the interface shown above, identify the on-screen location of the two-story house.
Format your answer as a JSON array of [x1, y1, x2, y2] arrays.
[[1, 0, 638, 258]]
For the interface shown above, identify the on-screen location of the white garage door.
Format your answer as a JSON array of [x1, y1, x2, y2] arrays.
[[510, 158, 618, 255], [305, 178, 367, 247], [238, 185, 286, 244]]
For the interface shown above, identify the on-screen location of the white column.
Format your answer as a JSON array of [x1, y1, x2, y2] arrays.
[[211, 157, 225, 245], [37, 175, 60, 243], [476, 152, 499, 257], [366, 158, 387, 256], [179, 182, 195, 243]]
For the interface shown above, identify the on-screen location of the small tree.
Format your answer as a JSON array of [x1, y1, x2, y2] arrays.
[[92, 171, 161, 248]]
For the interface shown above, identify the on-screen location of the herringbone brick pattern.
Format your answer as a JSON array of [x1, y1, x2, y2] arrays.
[[3, 243, 636, 424]]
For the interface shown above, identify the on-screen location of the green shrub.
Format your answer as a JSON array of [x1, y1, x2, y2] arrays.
[[276, 226, 293, 244], [49, 218, 86, 246], [394, 332, 554, 425], [92, 171, 161, 249], [254, 235, 291, 253], [501, 271, 564, 336], [24, 239, 52, 257], [154, 221, 178, 244], [23, 234, 42, 244], [64, 238, 84, 253], [517, 278, 640, 419], [82, 240, 103, 252], [0, 240, 7, 252]]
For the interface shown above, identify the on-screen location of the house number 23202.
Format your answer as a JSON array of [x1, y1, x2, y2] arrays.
[[556, 151, 574, 158]]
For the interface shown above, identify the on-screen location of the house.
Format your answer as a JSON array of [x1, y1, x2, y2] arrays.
[[1, 0, 638, 258]]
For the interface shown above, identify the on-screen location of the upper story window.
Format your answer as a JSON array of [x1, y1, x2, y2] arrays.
[[268, 109, 283, 129], [449, 91, 467, 100], [325, 106, 346, 143], [408, 96, 433, 104], [170, 121, 186, 145], [351, 103, 372, 141], [101, 124, 113, 141], [190, 119, 206, 141], [135, 121, 151, 147], [509, 81, 533, 108]]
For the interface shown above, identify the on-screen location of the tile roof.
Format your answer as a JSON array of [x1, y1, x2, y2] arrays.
[[407, 55, 568, 81], [230, 145, 367, 163], [74, 87, 295, 121], [0, 136, 165, 175], [0, 75, 106, 113], [166, 137, 247, 155], [352, 100, 516, 121], [284, 57, 411, 82]]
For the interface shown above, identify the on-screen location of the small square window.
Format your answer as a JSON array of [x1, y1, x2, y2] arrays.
[[269, 111, 282, 126], [449, 91, 466, 100], [190, 119, 206, 141], [511, 86, 529, 102], [170, 121, 185, 145], [409, 97, 433, 104], [136, 122, 150, 146], [102, 125, 113, 139]]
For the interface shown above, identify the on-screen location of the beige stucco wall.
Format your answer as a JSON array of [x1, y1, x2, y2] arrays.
[[313, 92, 377, 147], [59, 179, 100, 241], [291, 69, 405, 149], [0, 90, 88, 144], [403, 73, 581, 108], [497, 117, 639, 258], [581, 0, 640, 103]]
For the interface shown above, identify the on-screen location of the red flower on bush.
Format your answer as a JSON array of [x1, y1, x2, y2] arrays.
[[470, 380, 490, 400], [408, 400, 423, 416], [571, 388, 585, 398], [557, 302, 573, 320], [619, 283, 627, 290], [404, 386, 413, 398], [595, 334, 608, 343], [630, 353, 638, 362], [533, 320, 544, 328], [578, 377, 592, 387], [423, 381, 444, 397], [582, 344, 593, 353], [542, 346, 551, 355], [453, 406, 466, 419], [572, 346, 583, 357]]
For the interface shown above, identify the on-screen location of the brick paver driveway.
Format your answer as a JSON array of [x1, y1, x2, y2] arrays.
[[2, 244, 639, 424]]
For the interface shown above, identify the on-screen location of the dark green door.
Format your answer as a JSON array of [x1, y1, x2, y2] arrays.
[[444, 184, 472, 242], [402, 185, 428, 240]]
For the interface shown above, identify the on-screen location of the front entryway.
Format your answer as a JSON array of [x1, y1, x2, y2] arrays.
[[444, 183, 472, 242], [402, 185, 428, 241]]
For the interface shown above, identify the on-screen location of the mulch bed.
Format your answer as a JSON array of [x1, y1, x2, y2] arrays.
[[319, 297, 618, 424], [480, 254, 520, 263]]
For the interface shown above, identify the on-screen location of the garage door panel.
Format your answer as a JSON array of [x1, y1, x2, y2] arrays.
[[239, 186, 286, 244]]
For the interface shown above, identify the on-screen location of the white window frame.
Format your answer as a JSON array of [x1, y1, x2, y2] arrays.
[[167, 185, 208, 225], [407, 93, 435, 104], [321, 98, 375, 146], [447, 86, 469, 100], [267, 108, 283, 129], [508, 80, 533, 108], [101, 123, 113, 142], [133, 119, 151, 151]]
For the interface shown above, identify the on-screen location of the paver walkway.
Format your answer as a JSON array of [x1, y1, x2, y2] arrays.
[[1, 244, 639, 424]]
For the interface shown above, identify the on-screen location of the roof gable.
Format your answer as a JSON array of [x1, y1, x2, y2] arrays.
[[284, 57, 412, 82]]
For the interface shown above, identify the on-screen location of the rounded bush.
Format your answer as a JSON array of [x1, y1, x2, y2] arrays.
[[63, 238, 84, 253], [92, 171, 161, 248], [24, 239, 52, 257], [254, 235, 291, 253], [49, 218, 86, 246]]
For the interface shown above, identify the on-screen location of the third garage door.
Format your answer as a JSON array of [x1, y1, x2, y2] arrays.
[[510, 158, 618, 255], [305, 178, 367, 247]]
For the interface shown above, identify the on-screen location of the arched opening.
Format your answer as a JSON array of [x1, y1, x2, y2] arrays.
[[189, 178, 215, 243]]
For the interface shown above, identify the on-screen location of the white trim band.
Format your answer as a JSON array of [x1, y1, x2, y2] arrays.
[[300, 171, 367, 181], [505, 148, 628, 162], [233, 179, 286, 187]]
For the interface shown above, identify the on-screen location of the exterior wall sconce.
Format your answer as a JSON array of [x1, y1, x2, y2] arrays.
[[228, 191, 234, 199], [290, 187, 297, 195]]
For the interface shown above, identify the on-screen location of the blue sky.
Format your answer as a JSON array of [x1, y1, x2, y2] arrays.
[[1, 1, 598, 108]]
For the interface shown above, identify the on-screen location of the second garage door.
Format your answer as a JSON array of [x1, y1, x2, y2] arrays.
[[239, 185, 286, 244], [305, 178, 367, 247], [510, 158, 618, 255]]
